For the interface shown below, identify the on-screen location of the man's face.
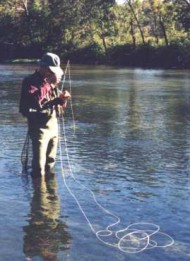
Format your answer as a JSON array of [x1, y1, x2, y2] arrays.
[[51, 70, 63, 85], [43, 68, 63, 85]]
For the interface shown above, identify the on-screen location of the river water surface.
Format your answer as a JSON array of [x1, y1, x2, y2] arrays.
[[0, 64, 190, 261]]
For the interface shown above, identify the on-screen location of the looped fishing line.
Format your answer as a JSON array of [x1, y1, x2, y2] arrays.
[[58, 63, 174, 254]]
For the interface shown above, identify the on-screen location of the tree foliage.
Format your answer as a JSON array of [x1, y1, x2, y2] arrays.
[[0, 0, 189, 67], [171, 0, 190, 32]]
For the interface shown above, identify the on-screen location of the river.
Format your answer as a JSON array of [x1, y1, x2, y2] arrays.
[[0, 64, 190, 261]]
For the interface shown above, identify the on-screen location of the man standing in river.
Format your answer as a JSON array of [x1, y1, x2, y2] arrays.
[[19, 52, 71, 179]]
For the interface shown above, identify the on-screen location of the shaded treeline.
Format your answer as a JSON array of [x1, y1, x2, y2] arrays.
[[0, 0, 190, 68]]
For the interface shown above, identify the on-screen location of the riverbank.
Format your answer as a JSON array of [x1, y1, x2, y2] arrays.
[[66, 43, 190, 69], [1, 42, 190, 69]]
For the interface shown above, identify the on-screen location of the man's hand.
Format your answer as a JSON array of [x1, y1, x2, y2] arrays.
[[60, 90, 71, 101]]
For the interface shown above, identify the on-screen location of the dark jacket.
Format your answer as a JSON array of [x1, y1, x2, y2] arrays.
[[19, 71, 63, 121]]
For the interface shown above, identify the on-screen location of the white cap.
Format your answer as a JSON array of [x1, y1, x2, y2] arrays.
[[39, 52, 63, 76]]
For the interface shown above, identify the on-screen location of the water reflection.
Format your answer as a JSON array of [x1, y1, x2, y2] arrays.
[[23, 175, 71, 260]]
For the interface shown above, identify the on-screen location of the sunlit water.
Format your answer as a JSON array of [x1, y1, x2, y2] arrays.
[[0, 64, 190, 260]]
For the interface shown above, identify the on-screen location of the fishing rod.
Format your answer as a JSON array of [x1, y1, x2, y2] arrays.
[[60, 60, 76, 132]]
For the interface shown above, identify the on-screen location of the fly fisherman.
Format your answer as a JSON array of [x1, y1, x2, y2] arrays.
[[19, 52, 71, 179]]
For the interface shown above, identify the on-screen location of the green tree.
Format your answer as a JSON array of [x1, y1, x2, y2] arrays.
[[126, 0, 146, 44], [172, 0, 190, 33]]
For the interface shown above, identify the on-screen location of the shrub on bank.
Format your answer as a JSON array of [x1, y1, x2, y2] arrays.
[[107, 43, 190, 69], [1, 41, 190, 69], [106, 44, 135, 66], [0, 42, 44, 62], [64, 43, 105, 65]]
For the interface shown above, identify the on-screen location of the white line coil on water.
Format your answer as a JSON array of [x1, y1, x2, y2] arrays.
[[58, 63, 174, 254]]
